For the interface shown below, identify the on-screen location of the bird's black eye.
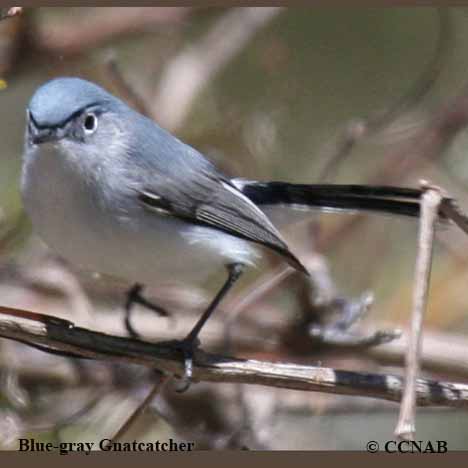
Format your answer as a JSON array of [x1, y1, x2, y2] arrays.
[[83, 113, 98, 134]]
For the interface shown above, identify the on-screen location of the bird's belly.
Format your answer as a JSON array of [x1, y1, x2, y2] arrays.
[[21, 146, 258, 287], [49, 216, 229, 286], [25, 188, 228, 286]]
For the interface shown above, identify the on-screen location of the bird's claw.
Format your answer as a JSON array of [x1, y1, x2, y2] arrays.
[[163, 338, 200, 393]]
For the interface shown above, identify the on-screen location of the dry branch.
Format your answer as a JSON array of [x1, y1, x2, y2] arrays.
[[395, 184, 442, 440], [1, 306, 468, 408]]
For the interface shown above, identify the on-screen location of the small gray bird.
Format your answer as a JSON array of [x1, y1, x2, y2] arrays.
[[21, 77, 424, 375]]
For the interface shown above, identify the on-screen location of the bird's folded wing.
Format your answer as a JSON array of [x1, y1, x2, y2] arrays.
[[137, 175, 307, 273]]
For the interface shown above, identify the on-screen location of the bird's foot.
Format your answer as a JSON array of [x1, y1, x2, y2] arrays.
[[159, 337, 201, 393], [125, 283, 170, 339]]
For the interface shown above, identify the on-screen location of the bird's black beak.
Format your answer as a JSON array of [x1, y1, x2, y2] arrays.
[[27, 110, 59, 145]]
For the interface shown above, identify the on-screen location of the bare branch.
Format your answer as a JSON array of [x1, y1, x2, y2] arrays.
[[1, 306, 468, 408], [395, 183, 442, 440], [440, 197, 468, 236]]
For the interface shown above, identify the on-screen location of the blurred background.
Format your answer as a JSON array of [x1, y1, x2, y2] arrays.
[[1, 6, 468, 450]]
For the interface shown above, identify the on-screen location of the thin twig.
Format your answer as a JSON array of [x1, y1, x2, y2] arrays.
[[2, 307, 468, 408], [440, 197, 468, 236], [111, 372, 169, 443], [395, 183, 443, 440]]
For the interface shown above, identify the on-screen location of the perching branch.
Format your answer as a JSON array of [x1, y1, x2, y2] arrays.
[[1, 306, 468, 408]]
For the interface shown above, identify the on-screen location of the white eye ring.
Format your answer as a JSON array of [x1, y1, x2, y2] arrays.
[[83, 113, 98, 134]]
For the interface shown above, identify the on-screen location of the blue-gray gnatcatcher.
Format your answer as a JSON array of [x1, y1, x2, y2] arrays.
[[21, 77, 423, 374]]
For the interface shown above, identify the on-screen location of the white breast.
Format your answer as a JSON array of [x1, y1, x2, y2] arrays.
[[21, 143, 260, 287]]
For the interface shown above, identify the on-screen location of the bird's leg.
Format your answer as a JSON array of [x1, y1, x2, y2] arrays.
[[174, 263, 244, 391], [124, 283, 170, 339], [185, 263, 244, 344]]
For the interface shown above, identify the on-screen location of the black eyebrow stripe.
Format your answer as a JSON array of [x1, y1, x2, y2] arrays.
[[28, 101, 105, 129]]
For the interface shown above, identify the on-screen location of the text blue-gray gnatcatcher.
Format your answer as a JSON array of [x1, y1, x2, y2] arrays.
[[21, 77, 423, 373]]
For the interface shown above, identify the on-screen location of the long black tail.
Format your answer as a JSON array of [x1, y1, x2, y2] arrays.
[[238, 181, 428, 218]]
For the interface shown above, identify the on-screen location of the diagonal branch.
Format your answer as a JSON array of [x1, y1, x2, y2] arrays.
[[1, 306, 468, 408]]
